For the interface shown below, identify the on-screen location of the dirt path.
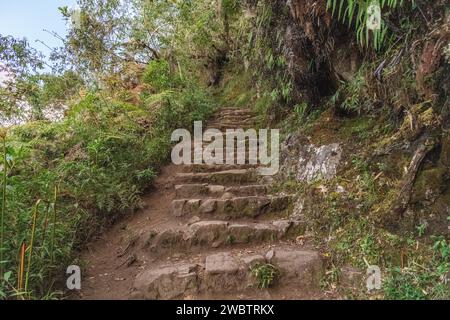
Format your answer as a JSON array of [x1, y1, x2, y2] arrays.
[[74, 164, 183, 299], [75, 107, 326, 300]]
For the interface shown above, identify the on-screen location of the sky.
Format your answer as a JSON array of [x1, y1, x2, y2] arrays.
[[0, 0, 77, 61]]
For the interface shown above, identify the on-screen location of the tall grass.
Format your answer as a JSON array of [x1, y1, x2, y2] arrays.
[[0, 129, 6, 281], [24, 200, 40, 298], [50, 186, 58, 265], [0, 70, 215, 299], [18, 242, 25, 293]]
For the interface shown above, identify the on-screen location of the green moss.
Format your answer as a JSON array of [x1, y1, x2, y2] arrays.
[[439, 134, 450, 168], [411, 167, 448, 203]]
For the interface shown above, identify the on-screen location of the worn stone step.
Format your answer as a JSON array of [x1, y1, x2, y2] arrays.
[[185, 160, 260, 166], [144, 219, 302, 255], [207, 120, 256, 127], [171, 195, 292, 219], [190, 155, 260, 164], [204, 125, 256, 132], [218, 111, 255, 118], [175, 184, 269, 198], [175, 169, 258, 184], [206, 126, 254, 132], [191, 149, 261, 161], [217, 112, 256, 118], [206, 121, 255, 128], [180, 132, 262, 143], [180, 139, 262, 147], [179, 143, 263, 155], [132, 245, 323, 299], [180, 163, 259, 173], [208, 116, 256, 123], [192, 149, 260, 156]]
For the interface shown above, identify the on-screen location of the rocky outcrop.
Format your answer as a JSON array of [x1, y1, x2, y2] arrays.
[[279, 133, 342, 183]]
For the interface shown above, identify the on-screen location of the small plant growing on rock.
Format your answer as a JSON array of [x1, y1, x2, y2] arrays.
[[251, 263, 279, 289], [225, 235, 235, 245]]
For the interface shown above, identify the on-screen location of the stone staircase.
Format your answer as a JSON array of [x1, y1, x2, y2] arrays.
[[130, 107, 324, 300]]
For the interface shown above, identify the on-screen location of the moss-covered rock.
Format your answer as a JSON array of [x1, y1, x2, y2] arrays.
[[439, 134, 450, 168], [426, 189, 450, 237], [411, 167, 448, 203]]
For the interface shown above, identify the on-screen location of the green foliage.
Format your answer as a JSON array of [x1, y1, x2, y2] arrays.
[[236, 0, 293, 108], [383, 238, 450, 300], [0, 132, 6, 282], [331, 68, 368, 114], [251, 263, 279, 289], [0, 34, 44, 75], [221, 0, 241, 16], [0, 71, 84, 123], [0, 35, 83, 123], [326, 0, 415, 51], [294, 103, 309, 123], [142, 60, 173, 91], [0, 79, 215, 298]]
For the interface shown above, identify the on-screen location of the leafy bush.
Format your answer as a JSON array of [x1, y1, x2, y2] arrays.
[[0, 80, 215, 299], [330, 68, 369, 114], [142, 59, 174, 91], [251, 263, 279, 289]]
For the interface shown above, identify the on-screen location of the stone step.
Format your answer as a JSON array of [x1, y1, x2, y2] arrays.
[[218, 110, 255, 118], [180, 163, 259, 173], [192, 148, 260, 156], [179, 142, 263, 153], [217, 111, 256, 117], [208, 116, 256, 122], [175, 184, 270, 198], [191, 149, 261, 161], [180, 132, 262, 143], [175, 169, 258, 184], [171, 195, 292, 218], [144, 219, 302, 255], [206, 125, 254, 131], [207, 119, 256, 127], [190, 154, 260, 164], [132, 245, 323, 299], [206, 121, 256, 128]]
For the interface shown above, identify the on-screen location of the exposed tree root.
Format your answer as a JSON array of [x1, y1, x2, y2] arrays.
[[389, 135, 436, 220]]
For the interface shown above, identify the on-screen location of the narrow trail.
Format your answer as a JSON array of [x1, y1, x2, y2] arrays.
[[77, 107, 326, 300]]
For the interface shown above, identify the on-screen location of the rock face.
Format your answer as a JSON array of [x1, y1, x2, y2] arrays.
[[280, 134, 342, 183], [296, 143, 342, 182]]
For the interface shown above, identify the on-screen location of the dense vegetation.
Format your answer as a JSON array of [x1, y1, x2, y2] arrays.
[[0, 0, 449, 299]]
